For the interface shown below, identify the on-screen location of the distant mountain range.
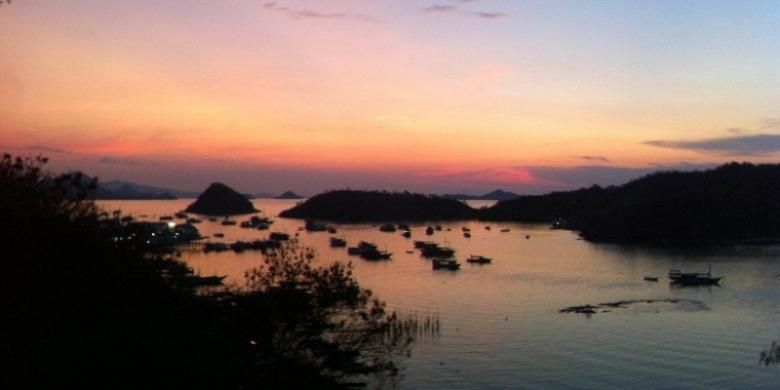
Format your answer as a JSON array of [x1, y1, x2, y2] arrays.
[[93, 179, 303, 200], [95, 180, 199, 200], [442, 189, 520, 201], [275, 191, 303, 199]]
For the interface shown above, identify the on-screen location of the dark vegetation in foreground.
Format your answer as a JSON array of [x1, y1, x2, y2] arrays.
[[282, 163, 780, 245], [1, 154, 412, 389]]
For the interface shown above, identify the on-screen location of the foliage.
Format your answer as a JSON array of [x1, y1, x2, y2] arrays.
[[479, 162, 780, 245], [0, 154, 410, 389], [279, 189, 475, 222]]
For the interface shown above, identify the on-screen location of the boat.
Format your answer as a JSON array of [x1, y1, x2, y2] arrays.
[[435, 225, 442, 231], [186, 218, 202, 224], [668, 268, 722, 285], [327, 226, 337, 234], [213, 233, 225, 238], [269, 232, 290, 241], [643, 276, 659, 282], [485, 226, 491, 230], [420, 245, 455, 258], [347, 247, 363, 255], [255, 223, 270, 230], [500, 228, 510, 232], [240, 221, 253, 228], [466, 255, 492, 264], [463, 232, 471, 238], [159, 215, 174, 221], [305, 220, 328, 232], [432, 258, 460, 271], [221, 219, 237, 226], [329, 237, 347, 247], [425, 226, 434, 235], [208, 217, 218, 222], [414, 240, 436, 249], [462, 226, 470, 232], [401, 230, 411, 238], [357, 241, 391, 260], [379, 224, 397, 232]]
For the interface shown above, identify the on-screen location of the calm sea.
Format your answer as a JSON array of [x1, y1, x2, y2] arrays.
[[99, 199, 780, 389]]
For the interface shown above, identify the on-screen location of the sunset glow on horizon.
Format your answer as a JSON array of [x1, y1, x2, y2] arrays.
[[2, 0, 779, 194]]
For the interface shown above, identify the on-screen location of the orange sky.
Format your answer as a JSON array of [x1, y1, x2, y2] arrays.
[[1, 1, 779, 194]]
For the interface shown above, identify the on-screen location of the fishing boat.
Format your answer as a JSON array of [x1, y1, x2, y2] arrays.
[[420, 245, 455, 258], [329, 237, 347, 247], [466, 255, 492, 264], [269, 232, 290, 241], [463, 232, 471, 238], [432, 258, 460, 270], [379, 224, 397, 232], [668, 268, 722, 285], [401, 230, 411, 238]]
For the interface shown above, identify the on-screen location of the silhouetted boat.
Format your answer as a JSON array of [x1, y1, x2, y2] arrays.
[[420, 245, 455, 258], [425, 226, 434, 235], [221, 219, 237, 226], [643, 276, 659, 282], [269, 232, 290, 241], [462, 226, 470, 232], [214, 233, 225, 238], [305, 220, 328, 232], [485, 226, 491, 230], [432, 258, 460, 270], [500, 228, 510, 232], [401, 230, 411, 238], [330, 237, 347, 247], [414, 240, 436, 249], [240, 221, 253, 228], [668, 268, 722, 285], [160, 215, 174, 221], [466, 255, 491, 264], [435, 225, 442, 231], [463, 232, 471, 238], [379, 224, 396, 232], [347, 247, 363, 255], [357, 241, 391, 260]]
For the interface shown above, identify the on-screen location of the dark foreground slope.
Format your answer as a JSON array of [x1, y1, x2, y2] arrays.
[[186, 182, 257, 215], [2, 155, 410, 389], [481, 162, 780, 245], [280, 190, 475, 222]]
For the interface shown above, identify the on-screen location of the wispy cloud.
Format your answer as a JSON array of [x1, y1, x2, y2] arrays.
[[422, 1, 508, 19], [28, 145, 68, 154], [580, 155, 610, 163], [98, 156, 144, 166], [644, 134, 780, 156], [263, 2, 375, 22], [760, 117, 780, 130]]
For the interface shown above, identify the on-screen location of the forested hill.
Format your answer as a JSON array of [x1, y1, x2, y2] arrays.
[[279, 190, 476, 222], [481, 162, 780, 245]]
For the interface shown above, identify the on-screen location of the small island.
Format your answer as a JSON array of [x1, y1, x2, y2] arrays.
[[279, 190, 475, 222], [185, 182, 257, 215], [275, 190, 303, 199]]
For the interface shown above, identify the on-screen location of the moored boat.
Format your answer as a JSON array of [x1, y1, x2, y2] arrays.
[[668, 268, 722, 285], [432, 258, 460, 270], [330, 237, 347, 247], [466, 255, 492, 264]]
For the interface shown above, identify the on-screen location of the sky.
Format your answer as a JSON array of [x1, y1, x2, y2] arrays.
[[1, 0, 779, 195]]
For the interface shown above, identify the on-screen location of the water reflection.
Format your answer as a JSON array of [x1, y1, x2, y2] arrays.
[[98, 199, 780, 389]]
